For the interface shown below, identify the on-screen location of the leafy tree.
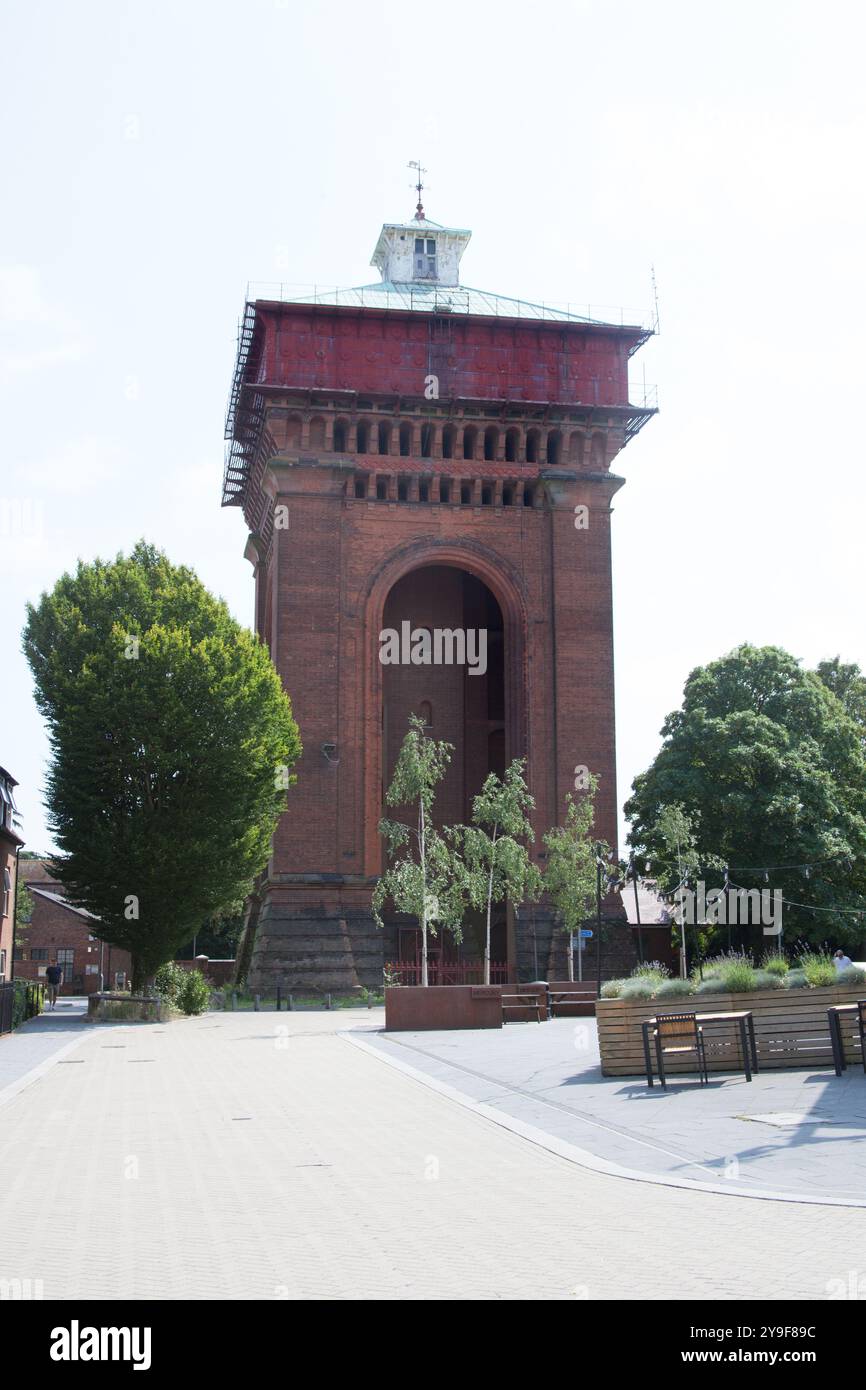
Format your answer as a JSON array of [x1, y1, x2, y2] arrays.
[[372, 714, 465, 986], [454, 760, 542, 984], [15, 878, 33, 934], [625, 644, 866, 951], [648, 803, 723, 974], [543, 776, 608, 980], [23, 541, 301, 990]]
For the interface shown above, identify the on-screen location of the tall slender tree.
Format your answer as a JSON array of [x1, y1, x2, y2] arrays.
[[543, 777, 606, 981], [455, 760, 542, 984], [372, 714, 464, 986]]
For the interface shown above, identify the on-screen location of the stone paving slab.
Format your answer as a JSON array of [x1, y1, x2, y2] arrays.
[[357, 1017, 866, 1205], [1, 1008, 865, 1300]]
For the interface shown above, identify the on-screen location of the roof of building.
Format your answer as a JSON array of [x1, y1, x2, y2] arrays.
[[30, 887, 99, 921], [622, 880, 673, 927], [19, 858, 58, 884], [264, 280, 624, 325]]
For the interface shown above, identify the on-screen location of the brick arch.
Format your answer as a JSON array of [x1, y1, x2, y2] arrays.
[[360, 540, 528, 875]]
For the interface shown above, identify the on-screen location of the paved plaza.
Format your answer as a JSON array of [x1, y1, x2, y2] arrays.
[[360, 1016, 866, 1205], [0, 1004, 864, 1300]]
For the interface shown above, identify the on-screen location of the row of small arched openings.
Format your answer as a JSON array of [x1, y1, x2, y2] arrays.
[[283, 414, 607, 467]]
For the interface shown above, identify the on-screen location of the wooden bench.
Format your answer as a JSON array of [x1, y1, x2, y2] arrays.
[[547, 981, 598, 1017], [502, 986, 546, 1023]]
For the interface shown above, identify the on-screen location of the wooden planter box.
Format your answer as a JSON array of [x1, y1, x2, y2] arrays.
[[597, 982, 866, 1076], [385, 984, 503, 1031]]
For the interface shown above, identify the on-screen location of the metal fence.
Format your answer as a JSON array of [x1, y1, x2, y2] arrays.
[[0, 980, 44, 1035]]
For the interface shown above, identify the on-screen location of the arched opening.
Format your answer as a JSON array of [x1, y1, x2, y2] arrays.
[[399, 422, 412, 457], [380, 565, 509, 975], [420, 423, 433, 458], [309, 416, 326, 449], [356, 420, 369, 454], [546, 429, 562, 466], [285, 414, 302, 449], [484, 426, 499, 462], [525, 427, 540, 463], [504, 427, 519, 463], [568, 430, 584, 466], [442, 425, 456, 459], [591, 431, 606, 468], [462, 425, 477, 460], [378, 421, 391, 455]]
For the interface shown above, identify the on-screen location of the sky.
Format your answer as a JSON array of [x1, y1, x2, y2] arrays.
[[2, 0, 865, 853]]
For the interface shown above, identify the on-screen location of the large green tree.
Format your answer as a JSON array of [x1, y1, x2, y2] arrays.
[[23, 541, 301, 989], [625, 645, 866, 950]]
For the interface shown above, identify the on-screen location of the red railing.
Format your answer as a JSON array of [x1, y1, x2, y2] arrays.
[[385, 960, 511, 987]]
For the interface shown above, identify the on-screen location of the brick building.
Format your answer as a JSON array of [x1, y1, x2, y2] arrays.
[[0, 766, 24, 982], [223, 202, 654, 991], [15, 859, 131, 995]]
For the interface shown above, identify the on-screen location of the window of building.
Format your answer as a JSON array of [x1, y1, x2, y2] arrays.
[[31, 948, 48, 962], [354, 476, 368, 499], [397, 478, 409, 502], [503, 484, 515, 506], [439, 479, 451, 503], [1, 866, 10, 917], [419, 479, 430, 502], [376, 477, 389, 500], [57, 949, 74, 978], [442, 425, 455, 459], [13, 947, 24, 962], [333, 420, 348, 452], [505, 428, 519, 463], [378, 422, 391, 455], [0, 949, 6, 981], [460, 482, 472, 504], [419, 701, 433, 729], [481, 484, 493, 506], [356, 420, 369, 453]]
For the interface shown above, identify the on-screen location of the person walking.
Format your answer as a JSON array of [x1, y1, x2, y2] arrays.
[[44, 961, 63, 1008], [833, 948, 853, 974]]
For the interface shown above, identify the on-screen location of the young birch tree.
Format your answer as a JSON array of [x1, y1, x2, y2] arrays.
[[543, 777, 606, 981], [372, 714, 464, 986], [456, 760, 542, 985]]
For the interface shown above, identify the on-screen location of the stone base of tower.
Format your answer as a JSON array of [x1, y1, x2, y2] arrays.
[[247, 882, 384, 995]]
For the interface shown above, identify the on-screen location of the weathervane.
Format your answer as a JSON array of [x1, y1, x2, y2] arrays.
[[408, 160, 427, 220]]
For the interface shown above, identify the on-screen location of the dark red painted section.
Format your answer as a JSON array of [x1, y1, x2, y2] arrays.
[[384, 984, 503, 1030], [254, 304, 637, 407]]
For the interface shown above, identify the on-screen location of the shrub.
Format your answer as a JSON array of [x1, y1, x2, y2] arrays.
[[176, 969, 211, 1016], [619, 977, 656, 1001], [631, 960, 670, 981], [705, 951, 757, 993], [784, 969, 808, 989], [798, 952, 837, 989], [836, 965, 866, 985], [761, 952, 790, 977], [654, 977, 695, 998], [753, 969, 785, 991], [695, 976, 731, 994], [600, 979, 626, 999], [153, 961, 186, 1006]]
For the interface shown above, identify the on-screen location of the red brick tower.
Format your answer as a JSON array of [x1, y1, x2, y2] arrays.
[[223, 202, 654, 991]]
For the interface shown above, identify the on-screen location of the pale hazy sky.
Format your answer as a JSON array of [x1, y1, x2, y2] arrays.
[[2, 0, 864, 852]]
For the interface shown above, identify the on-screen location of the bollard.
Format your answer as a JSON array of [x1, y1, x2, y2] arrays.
[[325, 992, 332, 1011], [287, 994, 294, 1012], [254, 993, 260, 1012], [276, 986, 282, 1012], [231, 990, 237, 1012]]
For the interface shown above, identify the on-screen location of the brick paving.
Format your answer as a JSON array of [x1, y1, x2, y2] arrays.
[[0, 1008, 864, 1300]]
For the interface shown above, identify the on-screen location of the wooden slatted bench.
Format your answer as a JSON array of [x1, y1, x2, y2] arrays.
[[502, 986, 546, 1023], [547, 981, 598, 1017]]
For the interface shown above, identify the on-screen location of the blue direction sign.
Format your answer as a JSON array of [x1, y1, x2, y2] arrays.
[[579, 928, 593, 939]]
